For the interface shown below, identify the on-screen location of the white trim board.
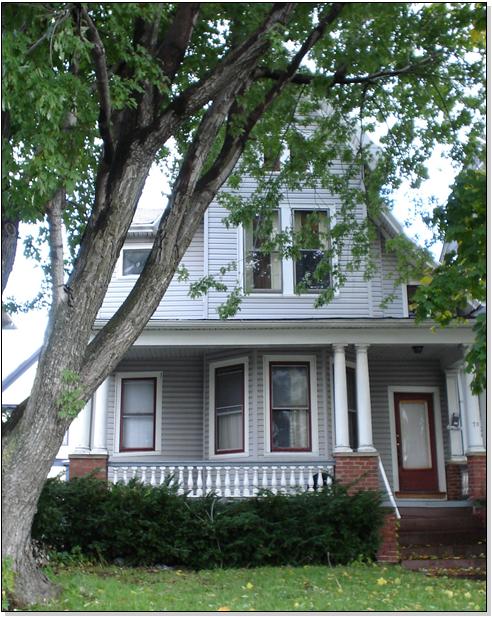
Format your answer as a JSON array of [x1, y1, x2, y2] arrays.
[[387, 386, 446, 494]]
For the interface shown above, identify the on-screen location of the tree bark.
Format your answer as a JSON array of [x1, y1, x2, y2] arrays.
[[1, 215, 18, 294]]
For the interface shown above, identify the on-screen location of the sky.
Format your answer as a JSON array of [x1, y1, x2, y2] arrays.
[[2, 153, 455, 400]]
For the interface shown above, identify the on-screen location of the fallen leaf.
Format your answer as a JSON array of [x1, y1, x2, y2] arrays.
[[376, 577, 387, 586], [246, 582, 254, 590], [218, 607, 231, 612]]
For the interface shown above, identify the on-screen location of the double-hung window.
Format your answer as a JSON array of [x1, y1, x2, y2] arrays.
[[120, 377, 156, 451], [293, 210, 330, 290], [244, 213, 282, 292], [270, 362, 311, 451], [214, 364, 245, 454]]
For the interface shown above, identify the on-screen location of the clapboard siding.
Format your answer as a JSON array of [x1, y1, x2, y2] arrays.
[[206, 176, 374, 319], [107, 357, 204, 460], [98, 221, 204, 320], [380, 238, 405, 317], [369, 355, 449, 489]]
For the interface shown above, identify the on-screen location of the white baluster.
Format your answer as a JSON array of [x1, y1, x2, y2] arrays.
[[318, 467, 324, 490], [262, 467, 268, 491], [196, 467, 203, 497], [271, 466, 278, 494], [177, 466, 185, 495], [289, 467, 296, 493], [298, 466, 305, 491], [252, 467, 259, 496], [205, 467, 213, 494], [326, 467, 333, 486], [159, 466, 166, 485], [112, 468, 118, 484], [131, 466, 138, 480], [307, 466, 314, 492], [243, 468, 250, 497], [168, 466, 175, 489], [150, 467, 156, 486], [122, 467, 128, 484], [141, 467, 147, 484], [280, 467, 287, 493], [233, 467, 240, 497], [215, 467, 222, 496], [224, 467, 231, 497], [187, 466, 194, 496]]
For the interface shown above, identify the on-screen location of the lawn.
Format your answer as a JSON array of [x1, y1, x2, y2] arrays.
[[32, 562, 486, 612]]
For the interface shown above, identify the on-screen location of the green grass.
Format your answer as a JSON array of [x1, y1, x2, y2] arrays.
[[33, 563, 486, 612]]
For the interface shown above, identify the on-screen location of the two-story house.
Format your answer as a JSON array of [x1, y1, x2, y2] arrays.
[[65, 171, 485, 520]]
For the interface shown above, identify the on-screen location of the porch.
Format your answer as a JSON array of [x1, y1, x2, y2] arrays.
[[69, 319, 485, 503]]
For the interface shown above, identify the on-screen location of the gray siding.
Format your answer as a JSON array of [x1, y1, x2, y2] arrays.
[[98, 221, 204, 320], [369, 355, 449, 489], [107, 356, 203, 460]]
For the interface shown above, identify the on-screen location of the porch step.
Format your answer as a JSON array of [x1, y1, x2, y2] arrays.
[[400, 543, 486, 560], [398, 506, 486, 579], [400, 557, 487, 579]]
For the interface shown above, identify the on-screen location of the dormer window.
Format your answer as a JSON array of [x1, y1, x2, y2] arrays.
[[122, 248, 151, 276], [244, 213, 282, 292], [293, 210, 330, 291]]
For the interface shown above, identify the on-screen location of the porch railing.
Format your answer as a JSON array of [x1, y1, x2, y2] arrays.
[[109, 461, 335, 498]]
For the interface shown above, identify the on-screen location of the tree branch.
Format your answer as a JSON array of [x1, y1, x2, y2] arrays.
[[46, 189, 65, 307], [79, 6, 114, 163], [254, 53, 440, 88]]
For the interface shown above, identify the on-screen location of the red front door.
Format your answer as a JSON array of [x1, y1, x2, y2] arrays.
[[394, 393, 439, 493]]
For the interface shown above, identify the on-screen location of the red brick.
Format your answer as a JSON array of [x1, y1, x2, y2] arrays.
[[334, 453, 379, 495], [377, 513, 399, 563], [69, 455, 108, 481], [445, 462, 466, 500], [467, 454, 486, 501]]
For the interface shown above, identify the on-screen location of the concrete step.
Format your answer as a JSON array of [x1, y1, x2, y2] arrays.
[[400, 543, 486, 560], [399, 516, 481, 532]]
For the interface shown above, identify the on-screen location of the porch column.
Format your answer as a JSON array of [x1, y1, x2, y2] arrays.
[[333, 344, 351, 452], [462, 369, 485, 454], [91, 379, 109, 454], [72, 399, 92, 454], [355, 344, 376, 452]]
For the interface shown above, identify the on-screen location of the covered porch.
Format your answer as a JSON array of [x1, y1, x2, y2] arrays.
[[69, 319, 485, 504]]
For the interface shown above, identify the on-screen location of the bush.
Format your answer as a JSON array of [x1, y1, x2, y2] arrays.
[[32, 477, 385, 569]]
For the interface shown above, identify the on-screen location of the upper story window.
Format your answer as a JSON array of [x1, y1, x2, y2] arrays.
[[120, 377, 156, 451], [122, 248, 151, 276], [270, 362, 311, 452], [406, 285, 419, 317], [293, 210, 330, 291], [244, 213, 282, 292]]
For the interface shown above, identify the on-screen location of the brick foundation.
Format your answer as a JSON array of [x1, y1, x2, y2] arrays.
[[467, 453, 486, 501], [445, 461, 465, 500], [69, 454, 108, 481], [334, 452, 379, 495], [376, 512, 399, 563]]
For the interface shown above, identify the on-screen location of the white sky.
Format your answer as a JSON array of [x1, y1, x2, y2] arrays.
[[2, 155, 453, 400]]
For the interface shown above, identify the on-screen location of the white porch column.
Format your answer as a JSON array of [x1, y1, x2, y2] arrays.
[[91, 379, 109, 454], [73, 400, 92, 454], [333, 344, 351, 452], [444, 369, 465, 460], [355, 344, 376, 452], [462, 369, 485, 454]]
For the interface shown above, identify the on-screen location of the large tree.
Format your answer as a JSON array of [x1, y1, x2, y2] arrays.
[[1, 2, 485, 606]]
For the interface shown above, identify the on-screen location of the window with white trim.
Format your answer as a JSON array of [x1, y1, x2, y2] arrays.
[[119, 377, 156, 451], [214, 364, 245, 453], [244, 212, 282, 292], [293, 209, 330, 291], [122, 248, 151, 276], [270, 362, 311, 451]]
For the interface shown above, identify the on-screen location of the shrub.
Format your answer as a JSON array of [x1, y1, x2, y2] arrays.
[[32, 477, 384, 569]]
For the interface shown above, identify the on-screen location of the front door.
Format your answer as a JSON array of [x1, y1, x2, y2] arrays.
[[394, 392, 439, 493]]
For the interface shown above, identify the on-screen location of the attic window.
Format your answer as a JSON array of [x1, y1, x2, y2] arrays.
[[293, 210, 330, 291], [122, 248, 151, 276]]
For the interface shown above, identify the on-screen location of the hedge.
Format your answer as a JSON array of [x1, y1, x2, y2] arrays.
[[32, 476, 385, 568]]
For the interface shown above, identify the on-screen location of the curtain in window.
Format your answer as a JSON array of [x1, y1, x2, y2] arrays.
[[271, 364, 310, 450]]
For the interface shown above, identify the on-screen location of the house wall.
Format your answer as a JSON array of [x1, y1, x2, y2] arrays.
[[98, 221, 205, 320], [107, 355, 204, 461]]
